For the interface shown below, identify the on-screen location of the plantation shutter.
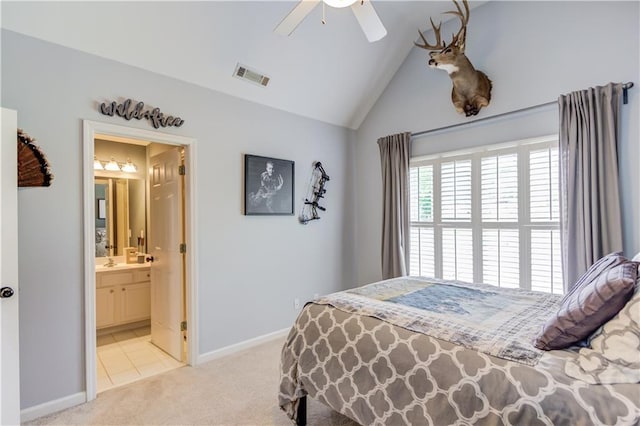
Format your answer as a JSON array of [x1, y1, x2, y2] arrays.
[[480, 153, 519, 287], [410, 227, 435, 277], [481, 153, 518, 221], [410, 165, 435, 277], [410, 166, 433, 222], [529, 147, 562, 293], [530, 148, 559, 222], [409, 136, 561, 293], [441, 160, 471, 221], [442, 228, 473, 282]]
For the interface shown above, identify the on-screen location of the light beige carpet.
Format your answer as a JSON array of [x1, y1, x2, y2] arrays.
[[24, 336, 358, 426]]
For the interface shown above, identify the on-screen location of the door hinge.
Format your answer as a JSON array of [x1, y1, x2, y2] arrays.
[[180, 243, 187, 254], [179, 165, 186, 175], [181, 321, 187, 331]]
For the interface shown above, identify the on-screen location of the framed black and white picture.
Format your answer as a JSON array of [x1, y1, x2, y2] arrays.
[[244, 154, 294, 215]]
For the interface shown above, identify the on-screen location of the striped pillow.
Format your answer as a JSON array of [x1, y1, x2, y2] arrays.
[[534, 257, 638, 351]]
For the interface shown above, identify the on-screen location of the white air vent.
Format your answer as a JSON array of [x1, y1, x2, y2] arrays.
[[233, 63, 270, 87]]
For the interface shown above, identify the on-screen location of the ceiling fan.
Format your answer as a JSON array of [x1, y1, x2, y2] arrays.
[[274, 0, 387, 43]]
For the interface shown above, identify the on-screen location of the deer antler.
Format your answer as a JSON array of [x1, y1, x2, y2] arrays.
[[444, 0, 470, 52], [414, 0, 470, 52], [414, 18, 445, 51]]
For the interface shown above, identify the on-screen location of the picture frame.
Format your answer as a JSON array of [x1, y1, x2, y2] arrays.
[[244, 154, 294, 215]]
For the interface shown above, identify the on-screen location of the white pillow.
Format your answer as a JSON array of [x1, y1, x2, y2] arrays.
[[633, 252, 640, 262]]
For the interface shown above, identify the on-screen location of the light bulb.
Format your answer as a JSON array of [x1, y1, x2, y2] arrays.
[[323, 0, 358, 8], [93, 157, 104, 170], [121, 159, 137, 173], [105, 158, 120, 171]]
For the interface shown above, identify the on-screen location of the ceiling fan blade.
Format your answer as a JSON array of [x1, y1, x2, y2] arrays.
[[351, 0, 387, 42], [274, 0, 322, 36]]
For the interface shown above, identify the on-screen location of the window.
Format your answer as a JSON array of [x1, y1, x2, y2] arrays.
[[409, 136, 563, 294]]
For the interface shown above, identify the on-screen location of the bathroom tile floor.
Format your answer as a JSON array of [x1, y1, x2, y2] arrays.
[[97, 326, 184, 393]]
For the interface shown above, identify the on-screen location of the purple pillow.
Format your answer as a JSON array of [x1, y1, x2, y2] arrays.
[[534, 259, 638, 351], [562, 252, 626, 300]]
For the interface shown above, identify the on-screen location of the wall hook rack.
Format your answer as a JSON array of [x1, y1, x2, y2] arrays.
[[299, 162, 330, 224]]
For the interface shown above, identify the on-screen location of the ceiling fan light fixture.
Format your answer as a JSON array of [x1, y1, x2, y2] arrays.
[[274, 0, 385, 43], [323, 0, 358, 9]]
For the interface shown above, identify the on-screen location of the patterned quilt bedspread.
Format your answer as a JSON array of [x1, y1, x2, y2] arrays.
[[279, 277, 640, 425], [318, 277, 560, 365]]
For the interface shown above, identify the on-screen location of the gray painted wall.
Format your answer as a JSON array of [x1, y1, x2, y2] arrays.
[[354, 1, 640, 285], [3, 0, 639, 412], [2, 30, 356, 409]]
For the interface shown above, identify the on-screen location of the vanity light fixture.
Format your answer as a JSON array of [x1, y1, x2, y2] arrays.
[[94, 156, 138, 173], [93, 156, 104, 170], [104, 158, 121, 171], [121, 158, 137, 173]]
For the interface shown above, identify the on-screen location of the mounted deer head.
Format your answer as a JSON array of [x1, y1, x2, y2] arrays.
[[415, 0, 492, 117]]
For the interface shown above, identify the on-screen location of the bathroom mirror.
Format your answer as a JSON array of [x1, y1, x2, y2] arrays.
[[95, 177, 146, 257]]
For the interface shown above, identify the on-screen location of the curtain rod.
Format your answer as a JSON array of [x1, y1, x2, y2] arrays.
[[411, 81, 634, 138]]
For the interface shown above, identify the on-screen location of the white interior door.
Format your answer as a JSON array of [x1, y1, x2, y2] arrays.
[[149, 147, 184, 361], [1, 108, 21, 424]]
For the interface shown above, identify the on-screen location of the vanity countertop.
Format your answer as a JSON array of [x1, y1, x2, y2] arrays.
[[95, 261, 150, 273]]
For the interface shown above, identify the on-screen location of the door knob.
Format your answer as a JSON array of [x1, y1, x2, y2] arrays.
[[146, 256, 155, 263], [0, 287, 15, 298]]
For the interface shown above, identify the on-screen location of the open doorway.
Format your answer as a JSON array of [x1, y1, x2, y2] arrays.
[[83, 121, 198, 401]]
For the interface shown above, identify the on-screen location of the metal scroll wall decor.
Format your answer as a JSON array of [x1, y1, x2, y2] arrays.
[[299, 162, 330, 224], [17, 129, 54, 187], [99, 98, 185, 129]]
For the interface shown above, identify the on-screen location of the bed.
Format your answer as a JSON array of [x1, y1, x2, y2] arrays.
[[279, 275, 640, 425]]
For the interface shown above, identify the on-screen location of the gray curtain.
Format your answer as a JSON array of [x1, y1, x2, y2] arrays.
[[558, 83, 624, 291], [377, 132, 411, 279]]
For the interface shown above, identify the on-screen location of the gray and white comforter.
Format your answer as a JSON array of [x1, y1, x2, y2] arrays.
[[279, 278, 640, 425]]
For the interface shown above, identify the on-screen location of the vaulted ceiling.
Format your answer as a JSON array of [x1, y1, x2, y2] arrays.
[[1, 1, 487, 129]]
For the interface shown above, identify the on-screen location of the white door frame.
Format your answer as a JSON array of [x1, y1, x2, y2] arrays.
[[1, 108, 21, 424], [82, 120, 199, 401]]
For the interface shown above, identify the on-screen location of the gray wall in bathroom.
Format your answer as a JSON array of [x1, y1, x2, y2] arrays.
[[2, 30, 356, 409]]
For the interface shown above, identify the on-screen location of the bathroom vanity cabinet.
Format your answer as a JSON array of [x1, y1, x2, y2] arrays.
[[96, 267, 151, 329]]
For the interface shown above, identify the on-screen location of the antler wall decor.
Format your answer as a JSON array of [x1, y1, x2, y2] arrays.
[[299, 162, 330, 225], [17, 129, 54, 187], [415, 0, 492, 117]]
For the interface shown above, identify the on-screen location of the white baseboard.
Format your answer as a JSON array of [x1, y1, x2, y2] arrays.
[[197, 327, 290, 365], [21, 391, 86, 423], [20, 329, 289, 422]]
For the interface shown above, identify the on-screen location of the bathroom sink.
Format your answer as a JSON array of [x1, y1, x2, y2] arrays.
[[96, 263, 118, 269]]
